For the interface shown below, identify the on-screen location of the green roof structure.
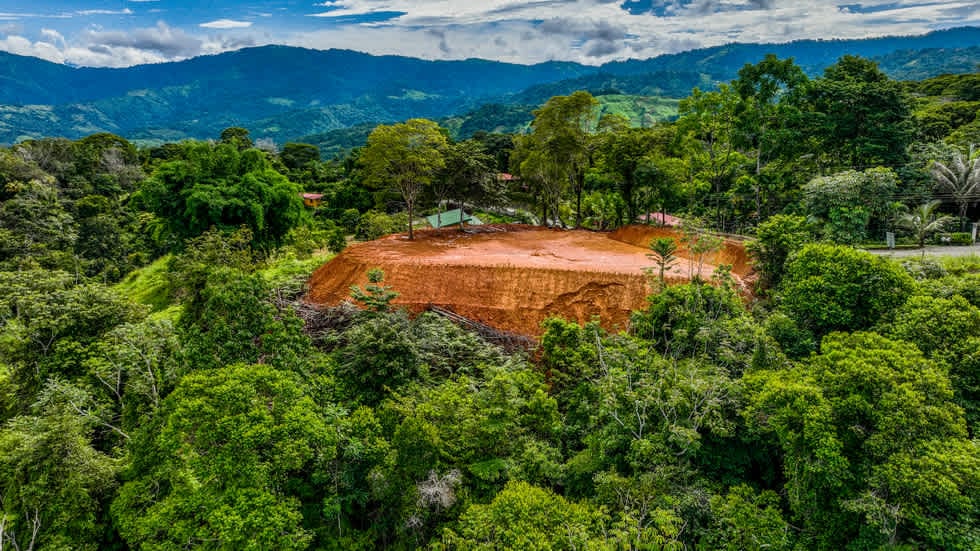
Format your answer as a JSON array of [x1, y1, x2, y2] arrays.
[[425, 208, 483, 229]]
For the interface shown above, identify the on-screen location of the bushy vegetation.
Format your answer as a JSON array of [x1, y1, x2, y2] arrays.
[[0, 53, 978, 550]]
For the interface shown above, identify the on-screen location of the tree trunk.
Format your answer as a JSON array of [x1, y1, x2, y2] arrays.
[[408, 200, 414, 240], [624, 171, 635, 224], [458, 197, 465, 232]]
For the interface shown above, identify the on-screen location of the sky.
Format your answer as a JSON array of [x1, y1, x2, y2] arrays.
[[0, 1, 976, 67]]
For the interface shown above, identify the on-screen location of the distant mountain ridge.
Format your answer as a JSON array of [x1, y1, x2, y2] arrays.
[[0, 27, 977, 147]]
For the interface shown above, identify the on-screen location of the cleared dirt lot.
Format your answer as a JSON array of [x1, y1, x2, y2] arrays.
[[306, 224, 753, 336]]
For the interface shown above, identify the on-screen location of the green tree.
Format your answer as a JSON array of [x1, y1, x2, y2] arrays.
[[280, 142, 321, 171], [0, 275, 144, 411], [631, 283, 758, 373], [677, 84, 746, 227], [279, 142, 323, 186], [332, 310, 418, 406], [802, 167, 900, 244], [112, 363, 333, 551], [597, 126, 674, 222], [778, 244, 914, 338], [896, 199, 956, 249], [178, 268, 310, 374], [326, 226, 347, 254], [884, 294, 980, 432], [0, 400, 118, 551], [700, 485, 793, 551], [360, 119, 448, 240], [678, 218, 724, 282], [349, 268, 398, 313], [805, 55, 913, 168], [219, 126, 254, 150], [137, 142, 306, 250], [745, 332, 972, 549], [0, 179, 76, 268], [647, 237, 679, 288], [435, 140, 496, 229], [83, 317, 180, 433], [515, 91, 599, 227], [733, 55, 809, 218], [439, 480, 612, 550], [931, 144, 980, 226], [746, 214, 812, 292]]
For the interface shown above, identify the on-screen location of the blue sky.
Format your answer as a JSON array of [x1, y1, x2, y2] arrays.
[[0, 1, 976, 67]]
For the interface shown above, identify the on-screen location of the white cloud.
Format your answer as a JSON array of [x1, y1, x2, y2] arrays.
[[200, 19, 253, 29], [39, 28, 65, 46], [0, 0, 977, 67], [0, 34, 66, 63], [298, 0, 980, 64], [76, 9, 134, 16]]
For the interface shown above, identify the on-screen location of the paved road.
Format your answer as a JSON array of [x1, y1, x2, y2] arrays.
[[865, 245, 980, 258]]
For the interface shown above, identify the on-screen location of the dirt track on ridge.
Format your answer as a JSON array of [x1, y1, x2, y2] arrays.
[[306, 224, 753, 336]]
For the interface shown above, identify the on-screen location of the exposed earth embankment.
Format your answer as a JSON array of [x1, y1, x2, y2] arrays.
[[306, 224, 753, 336]]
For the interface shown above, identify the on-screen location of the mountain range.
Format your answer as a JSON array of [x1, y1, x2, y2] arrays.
[[0, 27, 978, 149]]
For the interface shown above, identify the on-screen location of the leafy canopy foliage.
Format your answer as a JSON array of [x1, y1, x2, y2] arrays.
[[804, 55, 913, 168], [802, 168, 900, 244], [440, 480, 614, 551], [137, 141, 307, 250], [359, 118, 448, 240], [112, 363, 333, 551], [778, 243, 914, 339], [746, 332, 974, 549], [746, 214, 812, 292]]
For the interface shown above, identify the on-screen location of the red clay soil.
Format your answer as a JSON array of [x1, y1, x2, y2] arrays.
[[306, 224, 754, 337]]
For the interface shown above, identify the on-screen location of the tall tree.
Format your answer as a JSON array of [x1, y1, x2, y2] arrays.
[[598, 125, 674, 222], [137, 142, 306, 250], [677, 84, 746, 228], [515, 91, 599, 227], [746, 332, 974, 549], [778, 243, 914, 339], [733, 55, 809, 218], [802, 167, 901, 244], [435, 139, 496, 229], [805, 56, 913, 169], [219, 126, 254, 151], [360, 119, 447, 240], [112, 364, 333, 550], [931, 144, 980, 226]]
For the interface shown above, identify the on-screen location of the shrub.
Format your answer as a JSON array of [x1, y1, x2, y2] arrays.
[[356, 211, 406, 240], [949, 232, 974, 245], [779, 244, 915, 338]]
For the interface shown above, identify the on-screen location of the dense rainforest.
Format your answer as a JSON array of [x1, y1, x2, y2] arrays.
[[0, 55, 978, 550]]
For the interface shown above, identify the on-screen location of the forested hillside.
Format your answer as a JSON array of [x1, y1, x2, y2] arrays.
[[0, 53, 978, 550], [0, 27, 977, 147]]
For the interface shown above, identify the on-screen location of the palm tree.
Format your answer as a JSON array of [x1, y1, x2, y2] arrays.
[[896, 200, 955, 250], [931, 145, 980, 229]]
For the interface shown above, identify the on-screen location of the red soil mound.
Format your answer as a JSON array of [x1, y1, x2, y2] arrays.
[[306, 224, 753, 337], [608, 225, 754, 276]]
